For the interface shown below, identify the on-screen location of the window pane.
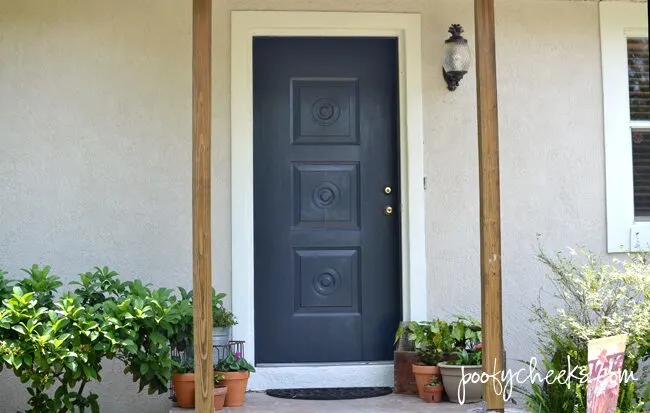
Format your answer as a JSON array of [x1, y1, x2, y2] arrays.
[[628, 38, 649, 121], [632, 130, 650, 217]]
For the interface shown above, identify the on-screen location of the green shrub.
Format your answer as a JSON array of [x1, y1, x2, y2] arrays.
[[517, 246, 650, 413], [395, 316, 481, 366], [173, 357, 195, 374], [211, 289, 236, 329], [0, 265, 193, 413], [0, 268, 12, 303], [395, 319, 454, 365], [214, 352, 255, 373], [448, 315, 482, 350]]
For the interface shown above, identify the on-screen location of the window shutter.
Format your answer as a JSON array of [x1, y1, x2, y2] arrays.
[[628, 38, 649, 121]]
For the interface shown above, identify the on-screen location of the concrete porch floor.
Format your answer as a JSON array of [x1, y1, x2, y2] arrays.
[[170, 392, 526, 413]]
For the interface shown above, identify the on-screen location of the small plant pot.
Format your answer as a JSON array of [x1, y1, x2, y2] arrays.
[[212, 327, 231, 346], [212, 327, 231, 363], [215, 370, 250, 407], [422, 384, 445, 403], [412, 363, 440, 400], [438, 362, 483, 404], [172, 372, 195, 408], [213, 385, 228, 410]]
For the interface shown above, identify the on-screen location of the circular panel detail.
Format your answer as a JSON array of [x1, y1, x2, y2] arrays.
[[313, 269, 341, 296], [312, 182, 340, 210], [311, 98, 341, 126]]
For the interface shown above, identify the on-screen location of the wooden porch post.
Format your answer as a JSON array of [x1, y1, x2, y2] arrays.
[[474, 0, 505, 411], [192, 0, 213, 412]]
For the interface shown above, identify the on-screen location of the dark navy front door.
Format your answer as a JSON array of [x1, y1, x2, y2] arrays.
[[253, 37, 401, 363]]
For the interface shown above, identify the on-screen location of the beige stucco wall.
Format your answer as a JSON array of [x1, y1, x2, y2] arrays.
[[0, 0, 610, 411]]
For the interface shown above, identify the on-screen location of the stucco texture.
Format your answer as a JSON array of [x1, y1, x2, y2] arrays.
[[0, 0, 612, 411]]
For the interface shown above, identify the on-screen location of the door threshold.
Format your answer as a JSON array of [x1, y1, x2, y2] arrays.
[[249, 363, 393, 390], [257, 361, 392, 368]]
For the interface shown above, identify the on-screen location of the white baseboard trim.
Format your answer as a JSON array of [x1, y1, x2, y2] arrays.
[[247, 363, 393, 390]]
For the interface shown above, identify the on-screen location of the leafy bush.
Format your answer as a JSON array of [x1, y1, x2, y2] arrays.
[[211, 289, 237, 329], [448, 344, 483, 366], [173, 357, 195, 374], [214, 352, 255, 373], [213, 372, 225, 383], [173, 287, 236, 327], [395, 316, 481, 366], [0, 265, 193, 413], [395, 319, 454, 365], [517, 246, 650, 413], [0, 268, 12, 302], [15, 265, 63, 308], [449, 316, 482, 351]]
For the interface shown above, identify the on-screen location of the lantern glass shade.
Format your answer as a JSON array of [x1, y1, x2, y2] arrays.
[[442, 41, 471, 73]]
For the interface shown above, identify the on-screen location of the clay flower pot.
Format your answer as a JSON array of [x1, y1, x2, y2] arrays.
[[213, 384, 228, 410], [215, 370, 250, 407], [172, 372, 195, 408], [412, 363, 440, 400], [423, 384, 445, 403]]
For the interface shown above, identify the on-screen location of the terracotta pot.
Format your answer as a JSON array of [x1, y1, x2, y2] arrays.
[[215, 370, 250, 407], [172, 372, 195, 408], [213, 385, 228, 410], [438, 362, 483, 404], [412, 363, 440, 400], [423, 384, 445, 403]]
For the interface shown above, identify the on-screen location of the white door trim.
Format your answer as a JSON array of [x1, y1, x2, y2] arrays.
[[229, 11, 427, 389]]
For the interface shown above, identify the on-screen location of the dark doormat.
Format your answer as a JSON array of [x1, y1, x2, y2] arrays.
[[266, 387, 393, 400]]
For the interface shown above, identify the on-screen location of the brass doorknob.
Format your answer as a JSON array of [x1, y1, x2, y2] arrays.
[[384, 205, 393, 216], [384, 186, 392, 195]]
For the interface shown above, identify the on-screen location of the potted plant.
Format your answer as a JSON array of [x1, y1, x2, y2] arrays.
[[213, 373, 228, 411], [172, 357, 195, 408], [212, 289, 237, 348], [214, 351, 255, 407], [397, 319, 454, 400], [438, 316, 483, 404], [173, 288, 236, 362], [422, 375, 445, 403]]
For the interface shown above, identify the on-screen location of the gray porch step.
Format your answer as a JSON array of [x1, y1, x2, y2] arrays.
[[169, 392, 527, 412]]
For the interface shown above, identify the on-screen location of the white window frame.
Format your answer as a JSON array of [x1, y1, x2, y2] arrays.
[[600, 2, 649, 252]]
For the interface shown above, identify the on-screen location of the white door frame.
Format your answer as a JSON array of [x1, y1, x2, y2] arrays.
[[230, 11, 427, 389]]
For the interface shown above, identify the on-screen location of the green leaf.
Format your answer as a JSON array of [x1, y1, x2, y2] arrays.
[[90, 398, 100, 413], [149, 331, 166, 346], [82, 365, 98, 380], [55, 385, 68, 400], [66, 360, 78, 372]]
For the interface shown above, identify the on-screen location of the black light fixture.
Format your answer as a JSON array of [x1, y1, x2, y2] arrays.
[[442, 24, 471, 91]]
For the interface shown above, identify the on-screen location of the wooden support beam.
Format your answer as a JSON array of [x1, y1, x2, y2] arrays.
[[474, 0, 505, 411], [192, 0, 213, 412]]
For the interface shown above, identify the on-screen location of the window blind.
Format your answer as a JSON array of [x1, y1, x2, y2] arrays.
[[633, 131, 650, 217], [628, 38, 649, 121], [629, 38, 649, 217]]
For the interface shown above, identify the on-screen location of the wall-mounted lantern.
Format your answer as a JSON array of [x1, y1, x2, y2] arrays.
[[442, 24, 471, 91]]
